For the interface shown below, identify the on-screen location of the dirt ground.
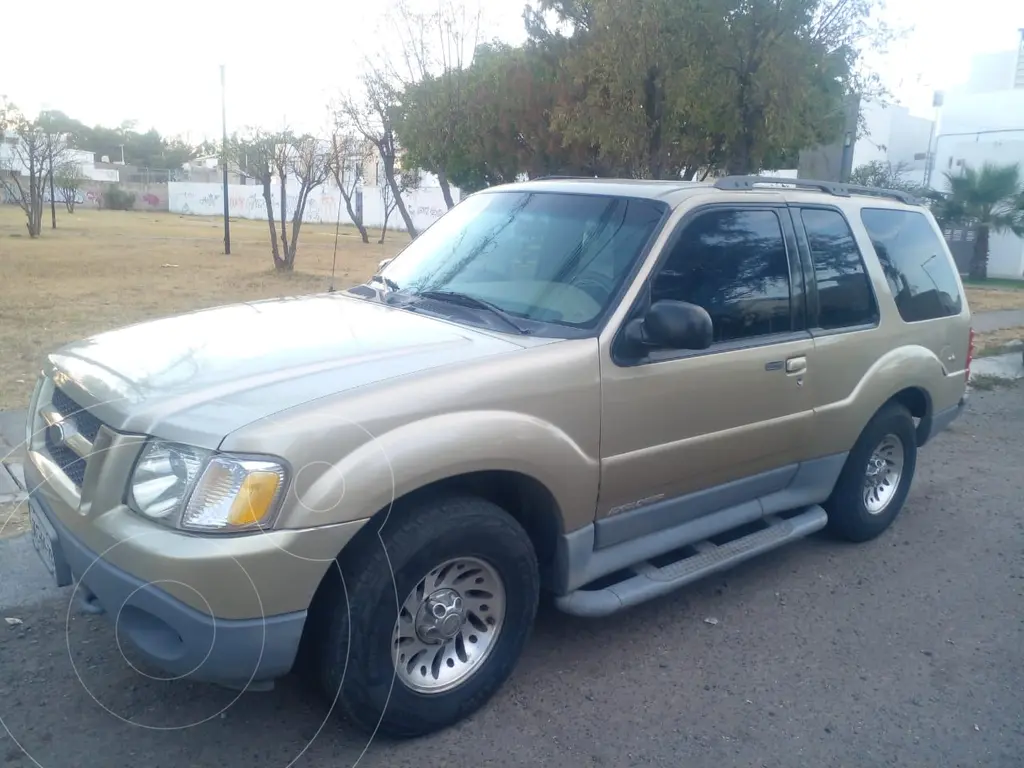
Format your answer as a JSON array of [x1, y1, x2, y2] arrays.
[[0, 501, 28, 540], [973, 327, 1024, 357], [0, 207, 409, 410], [963, 284, 1024, 312]]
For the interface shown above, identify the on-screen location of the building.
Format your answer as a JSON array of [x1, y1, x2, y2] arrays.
[[1, 133, 119, 182]]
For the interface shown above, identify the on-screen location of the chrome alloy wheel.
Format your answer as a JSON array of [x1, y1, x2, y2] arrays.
[[392, 557, 506, 694], [863, 433, 905, 515]]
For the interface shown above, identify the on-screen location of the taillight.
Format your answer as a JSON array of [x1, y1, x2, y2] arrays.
[[965, 328, 975, 382]]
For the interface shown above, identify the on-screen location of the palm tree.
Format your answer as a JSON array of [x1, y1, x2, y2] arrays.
[[929, 162, 1024, 281]]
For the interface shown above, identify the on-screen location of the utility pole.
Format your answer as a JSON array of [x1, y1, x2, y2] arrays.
[[220, 64, 231, 255], [48, 140, 57, 229]]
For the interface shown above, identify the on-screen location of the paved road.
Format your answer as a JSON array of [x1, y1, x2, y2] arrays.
[[2, 387, 1023, 768], [972, 309, 1024, 333]]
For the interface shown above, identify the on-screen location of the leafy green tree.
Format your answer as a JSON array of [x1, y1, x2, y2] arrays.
[[930, 162, 1024, 281]]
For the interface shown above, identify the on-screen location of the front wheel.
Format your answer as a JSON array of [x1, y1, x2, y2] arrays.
[[825, 402, 918, 543], [314, 495, 539, 739]]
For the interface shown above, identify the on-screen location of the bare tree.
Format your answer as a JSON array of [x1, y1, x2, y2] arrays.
[[276, 134, 332, 269], [0, 102, 69, 237], [228, 128, 284, 268], [388, 0, 481, 210], [339, 66, 419, 238], [379, 167, 422, 243], [54, 161, 84, 213], [328, 124, 372, 243]]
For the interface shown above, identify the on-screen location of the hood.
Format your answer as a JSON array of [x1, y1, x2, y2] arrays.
[[45, 293, 528, 448]]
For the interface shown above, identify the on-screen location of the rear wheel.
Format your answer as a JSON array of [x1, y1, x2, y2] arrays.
[[313, 495, 539, 738], [825, 402, 918, 543]]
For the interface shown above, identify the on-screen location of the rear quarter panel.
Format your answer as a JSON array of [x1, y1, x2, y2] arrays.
[[800, 197, 970, 458]]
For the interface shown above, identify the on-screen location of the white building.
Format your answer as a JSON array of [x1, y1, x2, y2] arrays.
[[922, 29, 1024, 279], [852, 101, 935, 186], [1, 133, 119, 182]]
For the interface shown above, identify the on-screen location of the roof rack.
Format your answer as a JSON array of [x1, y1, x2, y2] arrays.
[[529, 175, 596, 181], [713, 175, 923, 206]]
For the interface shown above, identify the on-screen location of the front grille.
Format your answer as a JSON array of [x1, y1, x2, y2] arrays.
[[43, 388, 103, 488], [51, 388, 102, 442]]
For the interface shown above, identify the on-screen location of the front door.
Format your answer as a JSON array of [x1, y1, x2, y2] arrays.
[[597, 203, 816, 531]]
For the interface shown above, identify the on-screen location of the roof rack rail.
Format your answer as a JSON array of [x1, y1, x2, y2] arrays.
[[712, 175, 923, 206], [529, 175, 595, 181]]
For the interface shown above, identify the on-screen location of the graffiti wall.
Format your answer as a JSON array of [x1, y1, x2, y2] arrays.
[[167, 182, 457, 232], [1, 182, 168, 211]]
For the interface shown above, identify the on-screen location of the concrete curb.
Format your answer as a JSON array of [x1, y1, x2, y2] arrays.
[[969, 350, 1024, 384]]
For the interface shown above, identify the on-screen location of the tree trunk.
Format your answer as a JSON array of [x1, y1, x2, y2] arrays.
[[262, 181, 283, 269], [277, 176, 291, 271], [437, 169, 456, 209], [338, 188, 369, 243], [969, 225, 990, 281], [383, 157, 418, 238], [48, 157, 57, 230]]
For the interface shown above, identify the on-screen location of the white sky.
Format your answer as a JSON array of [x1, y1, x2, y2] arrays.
[[2, 0, 1021, 142]]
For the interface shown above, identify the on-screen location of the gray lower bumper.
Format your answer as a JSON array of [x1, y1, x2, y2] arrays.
[[31, 493, 306, 686], [919, 395, 968, 446]]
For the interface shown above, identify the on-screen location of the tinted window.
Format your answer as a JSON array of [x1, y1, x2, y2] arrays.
[[652, 209, 792, 343], [860, 208, 964, 322], [380, 191, 666, 329], [800, 208, 878, 329]]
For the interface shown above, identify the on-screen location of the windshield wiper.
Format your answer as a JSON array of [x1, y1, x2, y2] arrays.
[[413, 290, 531, 335], [370, 274, 400, 292]]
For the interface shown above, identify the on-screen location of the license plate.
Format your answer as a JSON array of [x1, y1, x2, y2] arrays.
[[30, 506, 57, 580]]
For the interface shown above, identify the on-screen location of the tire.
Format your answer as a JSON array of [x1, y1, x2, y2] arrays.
[[825, 401, 918, 543], [313, 494, 539, 739]]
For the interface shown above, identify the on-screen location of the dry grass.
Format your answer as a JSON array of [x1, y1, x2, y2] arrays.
[[965, 286, 1024, 313], [974, 327, 1024, 357], [0, 207, 409, 410], [0, 501, 29, 540]]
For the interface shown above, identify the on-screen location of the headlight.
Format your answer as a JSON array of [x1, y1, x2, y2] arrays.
[[129, 440, 287, 533], [130, 440, 209, 520]]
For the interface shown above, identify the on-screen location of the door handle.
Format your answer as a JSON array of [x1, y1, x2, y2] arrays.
[[785, 356, 807, 374]]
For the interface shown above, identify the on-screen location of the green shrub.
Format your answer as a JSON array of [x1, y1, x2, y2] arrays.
[[102, 186, 136, 211]]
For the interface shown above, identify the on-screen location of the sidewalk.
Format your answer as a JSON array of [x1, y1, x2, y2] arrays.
[[972, 309, 1024, 333]]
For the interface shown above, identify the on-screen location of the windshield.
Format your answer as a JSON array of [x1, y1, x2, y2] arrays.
[[378, 191, 667, 331]]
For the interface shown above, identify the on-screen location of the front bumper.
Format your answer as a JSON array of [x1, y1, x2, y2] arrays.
[[32, 492, 306, 685]]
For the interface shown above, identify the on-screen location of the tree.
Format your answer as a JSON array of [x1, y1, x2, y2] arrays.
[[929, 162, 1024, 281], [54, 161, 85, 213], [276, 134, 333, 270], [390, 0, 481, 208], [228, 129, 285, 267], [339, 66, 419, 237], [849, 160, 923, 194], [379, 168, 422, 243], [0, 101, 69, 237], [328, 127, 373, 243]]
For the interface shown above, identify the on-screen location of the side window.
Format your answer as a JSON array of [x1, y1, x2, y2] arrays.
[[651, 208, 792, 344], [800, 208, 879, 330], [860, 208, 964, 322]]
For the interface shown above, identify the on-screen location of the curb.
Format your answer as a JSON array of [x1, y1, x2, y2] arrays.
[[969, 350, 1024, 384]]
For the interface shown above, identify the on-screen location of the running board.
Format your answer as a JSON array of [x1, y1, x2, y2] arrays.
[[554, 505, 828, 618]]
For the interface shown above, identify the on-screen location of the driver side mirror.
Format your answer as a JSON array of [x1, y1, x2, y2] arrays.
[[623, 300, 713, 355]]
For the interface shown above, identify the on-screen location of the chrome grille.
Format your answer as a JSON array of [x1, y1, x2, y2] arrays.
[[40, 387, 103, 488]]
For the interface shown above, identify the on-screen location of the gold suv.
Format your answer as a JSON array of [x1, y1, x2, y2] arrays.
[[25, 176, 972, 738]]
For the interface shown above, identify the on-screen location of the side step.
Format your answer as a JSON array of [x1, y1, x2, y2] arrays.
[[554, 505, 828, 618]]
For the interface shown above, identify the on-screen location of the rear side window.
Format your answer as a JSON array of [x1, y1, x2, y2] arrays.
[[800, 208, 878, 330], [860, 208, 964, 322]]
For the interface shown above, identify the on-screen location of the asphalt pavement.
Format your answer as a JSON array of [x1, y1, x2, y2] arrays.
[[1, 385, 1023, 768]]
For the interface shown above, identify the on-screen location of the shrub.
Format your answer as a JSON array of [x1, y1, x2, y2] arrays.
[[102, 186, 136, 211]]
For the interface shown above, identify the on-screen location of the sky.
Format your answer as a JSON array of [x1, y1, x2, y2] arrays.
[[1, 0, 1021, 143]]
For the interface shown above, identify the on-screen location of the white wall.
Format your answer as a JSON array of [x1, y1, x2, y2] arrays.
[[988, 230, 1024, 280], [852, 101, 933, 185], [168, 181, 458, 232], [963, 50, 1019, 94]]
